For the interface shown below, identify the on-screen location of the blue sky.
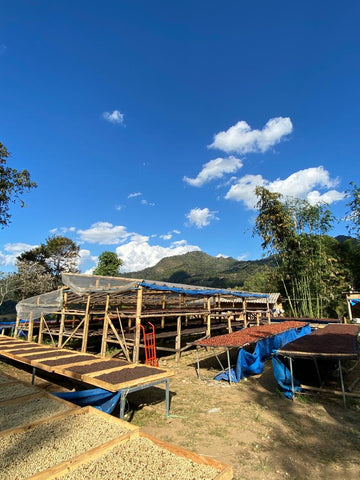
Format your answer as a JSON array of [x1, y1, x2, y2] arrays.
[[1, 1, 359, 273]]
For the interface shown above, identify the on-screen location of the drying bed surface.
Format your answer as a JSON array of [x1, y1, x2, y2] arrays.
[[278, 324, 360, 357], [2, 347, 55, 356], [58, 436, 221, 480], [0, 344, 45, 352], [0, 383, 40, 402], [25, 350, 79, 360], [0, 411, 132, 480], [94, 366, 166, 385], [0, 374, 14, 384], [40, 355, 93, 366], [0, 395, 72, 432], [65, 358, 129, 374], [195, 321, 308, 347]]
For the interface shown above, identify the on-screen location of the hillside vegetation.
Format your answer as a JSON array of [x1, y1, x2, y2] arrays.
[[124, 251, 275, 289]]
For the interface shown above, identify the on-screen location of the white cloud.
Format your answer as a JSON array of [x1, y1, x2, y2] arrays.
[[172, 229, 181, 234], [225, 167, 345, 209], [160, 234, 172, 240], [216, 253, 230, 258], [209, 117, 293, 154], [77, 222, 130, 244], [305, 190, 346, 205], [49, 226, 76, 234], [102, 110, 125, 125], [0, 243, 37, 267], [78, 249, 98, 267], [186, 207, 219, 228], [128, 192, 142, 198], [116, 238, 201, 272], [237, 254, 249, 261], [115, 204, 125, 211], [141, 199, 155, 206], [184, 156, 243, 187]]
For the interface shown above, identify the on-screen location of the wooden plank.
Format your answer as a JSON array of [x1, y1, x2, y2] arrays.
[[139, 432, 233, 480], [85, 370, 174, 392], [25, 407, 140, 480]]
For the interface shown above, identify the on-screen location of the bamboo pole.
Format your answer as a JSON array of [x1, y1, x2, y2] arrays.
[[81, 294, 91, 353], [100, 294, 110, 357], [133, 287, 143, 363]]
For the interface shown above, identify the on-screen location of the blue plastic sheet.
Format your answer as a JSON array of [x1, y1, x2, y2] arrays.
[[53, 388, 122, 414], [215, 324, 311, 383], [272, 355, 302, 399], [140, 282, 267, 298]]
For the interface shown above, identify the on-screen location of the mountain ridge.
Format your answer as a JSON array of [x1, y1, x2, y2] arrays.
[[123, 251, 274, 288]]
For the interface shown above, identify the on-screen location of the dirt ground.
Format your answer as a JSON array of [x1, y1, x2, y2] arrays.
[[1, 350, 360, 480]]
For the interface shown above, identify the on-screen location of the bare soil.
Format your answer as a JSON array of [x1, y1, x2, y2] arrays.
[[1, 349, 360, 480]]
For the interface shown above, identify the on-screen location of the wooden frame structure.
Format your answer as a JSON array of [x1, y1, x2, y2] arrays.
[[15, 273, 270, 362]]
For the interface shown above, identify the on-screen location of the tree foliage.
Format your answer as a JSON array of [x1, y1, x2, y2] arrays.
[[0, 142, 37, 227], [17, 235, 80, 287], [346, 182, 360, 237], [93, 251, 123, 277], [253, 187, 348, 318], [14, 261, 55, 299]]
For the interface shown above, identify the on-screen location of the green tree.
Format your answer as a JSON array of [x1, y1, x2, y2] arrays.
[[253, 187, 345, 318], [17, 235, 80, 286], [346, 182, 360, 237], [0, 142, 37, 227], [14, 261, 55, 299], [93, 251, 123, 276]]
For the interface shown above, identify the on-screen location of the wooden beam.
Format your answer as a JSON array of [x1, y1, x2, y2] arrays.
[[100, 294, 110, 357], [81, 294, 91, 353], [175, 316, 182, 362], [133, 287, 143, 363], [58, 292, 67, 347]]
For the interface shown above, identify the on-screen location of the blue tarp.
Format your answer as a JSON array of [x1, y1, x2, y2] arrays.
[[214, 324, 311, 383], [272, 354, 302, 399], [140, 282, 268, 298], [350, 299, 360, 306], [53, 388, 122, 414]]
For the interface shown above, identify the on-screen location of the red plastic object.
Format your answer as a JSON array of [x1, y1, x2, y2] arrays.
[[140, 322, 158, 367]]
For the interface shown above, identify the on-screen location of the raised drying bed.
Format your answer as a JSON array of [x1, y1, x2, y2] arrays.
[[0, 381, 41, 402], [0, 406, 138, 480], [0, 391, 76, 433], [56, 432, 232, 480]]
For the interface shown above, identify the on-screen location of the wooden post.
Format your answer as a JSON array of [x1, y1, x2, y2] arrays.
[[175, 315, 181, 362], [133, 287, 143, 363], [14, 316, 20, 338], [266, 296, 271, 324], [81, 294, 91, 353], [100, 294, 110, 357], [161, 294, 166, 329], [58, 292, 67, 347], [346, 295, 353, 323], [206, 298, 211, 337], [227, 314, 233, 333], [28, 312, 34, 342], [243, 298, 247, 328], [38, 315, 45, 344], [256, 312, 260, 326]]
